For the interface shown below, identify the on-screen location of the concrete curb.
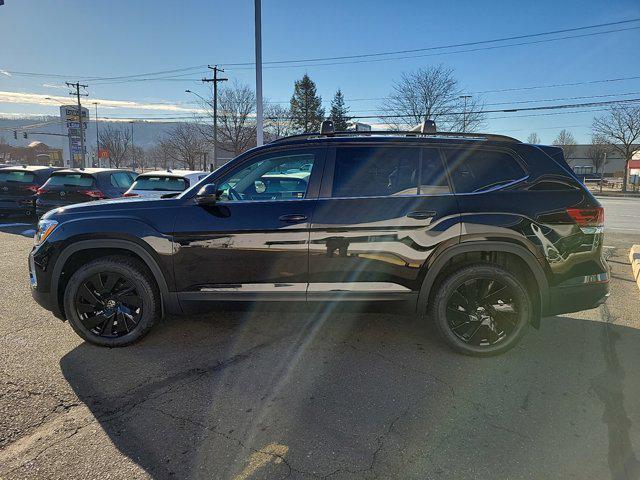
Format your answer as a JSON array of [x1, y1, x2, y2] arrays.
[[629, 245, 640, 292]]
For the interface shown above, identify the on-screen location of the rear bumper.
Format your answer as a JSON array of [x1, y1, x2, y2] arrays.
[[0, 198, 35, 216], [544, 273, 610, 316]]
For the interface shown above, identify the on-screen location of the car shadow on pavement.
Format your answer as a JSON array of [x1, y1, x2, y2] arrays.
[[59, 308, 640, 480]]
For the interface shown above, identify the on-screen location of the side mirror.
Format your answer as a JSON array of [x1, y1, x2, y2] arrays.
[[195, 184, 221, 205]]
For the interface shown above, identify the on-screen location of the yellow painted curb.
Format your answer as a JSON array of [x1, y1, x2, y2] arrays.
[[630, 245, 640, 292]]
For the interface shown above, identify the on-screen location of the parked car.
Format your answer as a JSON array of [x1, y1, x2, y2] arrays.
[[29, 122, 609, 355], [0, 165, 62, 218], [35, 167, 136, 216], [123, 170, 209, 199]]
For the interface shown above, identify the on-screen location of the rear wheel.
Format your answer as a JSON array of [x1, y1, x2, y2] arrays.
[[431, 264, 531, 356], [63, 255, 160, 347]]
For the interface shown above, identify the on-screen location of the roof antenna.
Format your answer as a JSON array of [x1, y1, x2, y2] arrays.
[[320, 120, 335, 136], [410, 120, 437, 134]]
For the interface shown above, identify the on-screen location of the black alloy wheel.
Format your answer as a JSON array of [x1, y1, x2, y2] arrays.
[[64, 255, 160, 347], [74, 273, 143, 338], [445, 278, 517, 347], [432, 264, 531, 356]]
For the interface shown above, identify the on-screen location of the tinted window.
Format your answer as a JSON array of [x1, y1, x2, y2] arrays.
[[420, 148, 451, 195], [111, 172, 134, 188], [132, 175, 187, 192], [217, 151, 317, 201], [332, 146, 420, 197], [44, 173, 94, 187], [0, 170, 36, 183], [444, 148, 526, 193]]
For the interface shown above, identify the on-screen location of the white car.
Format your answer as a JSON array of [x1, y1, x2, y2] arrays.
[[123, 170, 209, 199]]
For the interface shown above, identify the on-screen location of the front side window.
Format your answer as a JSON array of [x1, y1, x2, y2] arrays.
[[216, 150, 318, 202], [444, 148, 526, 193]]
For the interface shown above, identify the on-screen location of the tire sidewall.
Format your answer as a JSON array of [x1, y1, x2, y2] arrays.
[[64, 259, 158, 347], [433, 265, 531, 356]]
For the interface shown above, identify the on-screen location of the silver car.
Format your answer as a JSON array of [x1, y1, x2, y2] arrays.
[[123, 170, 209, 199]]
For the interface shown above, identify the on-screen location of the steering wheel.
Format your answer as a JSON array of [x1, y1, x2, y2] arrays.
[[227, 187, 243, 201]]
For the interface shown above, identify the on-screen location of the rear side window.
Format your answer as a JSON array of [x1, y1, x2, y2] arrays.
[[332, 146, 420, 197], [332, 146, 450, 197], [444, 148, 526, 193], [111, 172, 134, 188], [0, 170, 36, 183], [131, 175, 187, 192], [45, 173, 94, 187]]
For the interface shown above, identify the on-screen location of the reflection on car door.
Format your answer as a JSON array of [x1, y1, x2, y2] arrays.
[[308, 144, 461, 301], [172, 147, 326, 303]]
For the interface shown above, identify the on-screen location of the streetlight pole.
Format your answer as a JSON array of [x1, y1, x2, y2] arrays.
[[254, 0, 264, 146], [93, 102, 99, 167], [130, 121, 135, 171]]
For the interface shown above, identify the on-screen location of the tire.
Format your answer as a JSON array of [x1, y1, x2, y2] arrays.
[[430, 264, 531, 357], [63, 255, 161, 347]]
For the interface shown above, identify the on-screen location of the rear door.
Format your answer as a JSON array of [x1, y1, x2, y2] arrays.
[[308, 143, 460, 299]]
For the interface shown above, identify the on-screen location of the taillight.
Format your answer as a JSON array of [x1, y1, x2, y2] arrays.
[[22, 185, 39, 194], [36, 187, 48, 195], [567, 207, 604, 233], [122, 192, 139, 197], [81, 189, 105, 199]]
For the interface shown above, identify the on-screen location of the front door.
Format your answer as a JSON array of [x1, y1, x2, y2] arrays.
[[173, 147, 326, 302], [308, 144, 460, 301]]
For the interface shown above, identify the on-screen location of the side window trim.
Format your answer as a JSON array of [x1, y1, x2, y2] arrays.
[[211, 146, 327, 203]]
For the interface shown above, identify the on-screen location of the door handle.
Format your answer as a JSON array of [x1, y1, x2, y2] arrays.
[[279, 214, 308, 223], [406, 210, 436, 220]]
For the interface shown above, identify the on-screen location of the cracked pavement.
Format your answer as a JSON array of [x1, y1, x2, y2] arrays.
[[1, 224, 640, 479]]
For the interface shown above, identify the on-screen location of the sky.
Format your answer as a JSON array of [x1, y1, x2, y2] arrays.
[[1, 0, 640, 143]]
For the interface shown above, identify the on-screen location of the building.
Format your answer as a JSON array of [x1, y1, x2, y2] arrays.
[[0, 141, 63, 166], [564, 145, 626, 177]]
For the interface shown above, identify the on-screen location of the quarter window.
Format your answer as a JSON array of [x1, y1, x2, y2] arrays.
[[444, 148, 526, 193], [111, 172, 134, 188]]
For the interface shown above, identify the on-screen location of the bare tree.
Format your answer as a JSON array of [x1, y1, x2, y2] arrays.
[[265, 103, 294, 140], [553, 129, 577, 161], [587, 134, 610, 176], [199, 80, 256, 156], [380, 65, 486, 132], [146, 141, 173, 170], [164, 122, 206, 170], [593, 104, 640, 192], [98, 125, 131, 168], [527, 132, 540, 144]]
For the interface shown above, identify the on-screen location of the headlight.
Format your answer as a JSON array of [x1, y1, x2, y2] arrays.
[[34, 219, 59, 245]]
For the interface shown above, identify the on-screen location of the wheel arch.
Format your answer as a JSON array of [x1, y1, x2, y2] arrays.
[[417, 241, 549, 326], [52, 239, 180, 319]]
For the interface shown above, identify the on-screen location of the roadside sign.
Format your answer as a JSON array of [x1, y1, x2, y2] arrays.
[[98, 149, 110, 159], [66, 121, 87, 129]]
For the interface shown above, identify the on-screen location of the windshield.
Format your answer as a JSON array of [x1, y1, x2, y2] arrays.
[[44, 173, 95, 188], [131, 175, 187, 192], [0, 170, 36, 183]]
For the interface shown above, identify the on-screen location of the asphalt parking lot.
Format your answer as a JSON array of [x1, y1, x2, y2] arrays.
[[1, 200, 639, 480]]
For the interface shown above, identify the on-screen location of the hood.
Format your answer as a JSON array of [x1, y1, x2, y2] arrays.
[[42, 196, 182, 220]]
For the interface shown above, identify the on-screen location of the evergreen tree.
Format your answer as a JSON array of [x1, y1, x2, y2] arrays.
[[330, 89, 351, 131], [290, 74, 325, 133]]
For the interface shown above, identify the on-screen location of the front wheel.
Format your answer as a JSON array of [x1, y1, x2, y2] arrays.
[[431, 264, 532, 356], [63, 255, 161, 347]]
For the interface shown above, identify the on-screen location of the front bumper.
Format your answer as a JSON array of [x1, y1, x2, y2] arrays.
[[29, 246, 65, 320]]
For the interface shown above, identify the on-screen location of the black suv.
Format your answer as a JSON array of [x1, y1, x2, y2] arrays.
[[29, 124, 609, 355], [35, 167, 136, 216], [0, 165, 62, 218]]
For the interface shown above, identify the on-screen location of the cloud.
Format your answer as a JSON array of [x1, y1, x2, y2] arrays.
[[41, 83, 67, 90], [0, 90, 205, 114], [0, 70, 12, 77]]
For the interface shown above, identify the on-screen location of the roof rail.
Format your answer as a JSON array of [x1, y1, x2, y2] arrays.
[[269, 129, 521, 145]]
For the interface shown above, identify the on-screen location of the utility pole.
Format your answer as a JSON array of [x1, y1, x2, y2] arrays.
[[66, 82, 88, 168], [202, 65, 227, 168], [254, 0, 264, 146], [93, 102, 99, 167], [459, 95, 471, 133]]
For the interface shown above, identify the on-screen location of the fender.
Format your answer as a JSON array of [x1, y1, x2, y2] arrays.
[[51, 239, 181, 317], [416, 241, 549, 326]]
